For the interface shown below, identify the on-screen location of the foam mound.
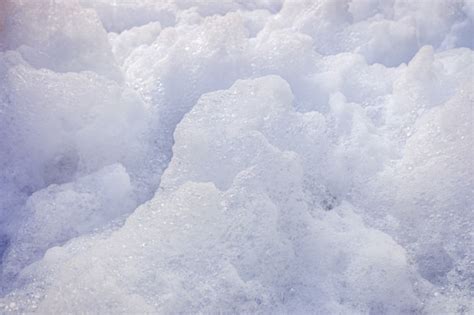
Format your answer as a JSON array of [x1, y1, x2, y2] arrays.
[[0, 0, 472, 313]]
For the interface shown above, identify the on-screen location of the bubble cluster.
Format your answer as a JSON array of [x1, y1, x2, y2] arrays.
[[0, 0, 472, 313]]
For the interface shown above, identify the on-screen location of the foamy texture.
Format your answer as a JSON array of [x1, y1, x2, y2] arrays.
[[0, 0, 472, 313]]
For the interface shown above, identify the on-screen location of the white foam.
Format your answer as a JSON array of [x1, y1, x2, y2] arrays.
[[0, 0, 472, 313]]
